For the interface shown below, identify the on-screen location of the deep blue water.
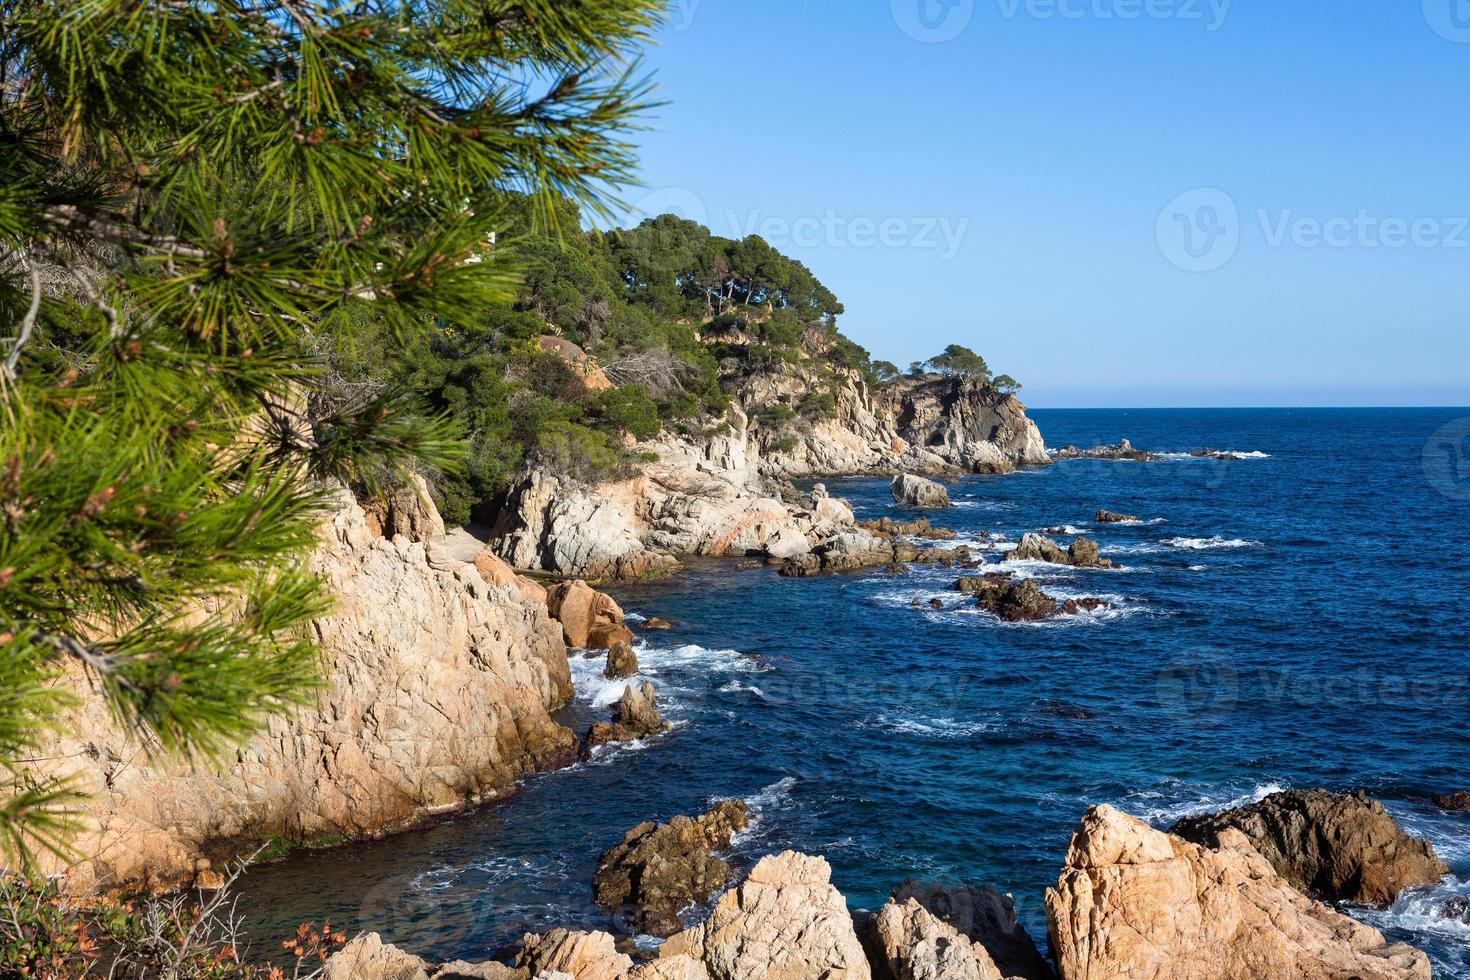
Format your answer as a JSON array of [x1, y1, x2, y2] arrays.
[[235, 408, 1470, 975]]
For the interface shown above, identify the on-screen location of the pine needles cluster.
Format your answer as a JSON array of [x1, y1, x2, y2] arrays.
[[0, 0, 662, 866]]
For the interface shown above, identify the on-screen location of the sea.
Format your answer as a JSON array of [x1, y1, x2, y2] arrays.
[[234, 407, 1470, 976]]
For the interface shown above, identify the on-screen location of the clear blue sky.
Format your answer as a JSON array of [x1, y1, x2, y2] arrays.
[[611, 0, 1470, 407]]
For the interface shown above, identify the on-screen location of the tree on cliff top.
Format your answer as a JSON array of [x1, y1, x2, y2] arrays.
[[925, 344, 992, 380], [0, 0, 661, 866]]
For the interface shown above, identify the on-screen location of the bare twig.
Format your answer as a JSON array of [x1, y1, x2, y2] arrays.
[[2, 249, 41, 379]]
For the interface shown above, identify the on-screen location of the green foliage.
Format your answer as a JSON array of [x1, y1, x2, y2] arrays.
[[0, 0, 661, 864], [993, 373, 1023, 395], [924, 344, 992, 380], [796, 390, 837, 421], [589, 384, 661, 441], [872, 360, 901, 383]]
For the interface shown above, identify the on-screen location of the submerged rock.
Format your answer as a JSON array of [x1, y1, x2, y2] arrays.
[[643, 616, 674, 631], [1094, 508, 1141, 524], [593, 801, 750, 937], [1046, 804, 1431, 980], [891, 473, 953, 508], [1169, 788, 1448, 905], [1433, 791, 1470, 811], [660, 851, 872, 980], [1049, 439, 1159, 462], [582, 682, 671, 758]]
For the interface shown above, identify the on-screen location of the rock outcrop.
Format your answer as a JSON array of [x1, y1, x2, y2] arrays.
[[31, 489, 577, 893], [547, 580, 635, 649], [1049, 439, 1159, 462], [1169, 789, 1448, 905], [1006, 534, 1113, 569], [1045, 804, 1431, 980], [593, 801, 750, 936], [582, 682, 671, 758], [869, 880, 1054, 980], [891, 473, 953, 508], [660, 850, 872, 980], [604, 642, 639, 680], [486, 365, 1046, 581], [362, 472, 448, 545], [778, 532, 970, 577], [1093, 509, 1139, 524]]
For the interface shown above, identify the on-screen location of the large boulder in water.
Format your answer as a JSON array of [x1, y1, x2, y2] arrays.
[[869, 879, 1055, 979], [604, 641, 639, 679], [1007, 533, 1110, 569], [1169, 789, 1448, 905], [891, 473, 953, 509], [660, 851, 872, 980], [582, 682, 671, 759], [1094, 508, 1140, 524], [956, 575, 1059, 623], [593, 800, 750, 937], [1045, 804, 1431, 980]]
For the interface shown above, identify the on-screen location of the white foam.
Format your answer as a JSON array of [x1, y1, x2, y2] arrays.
[[1157, 450, 1272, 461], [1189, 564, 1209, 572], [854, 711, 999, 740], [728, 776, 800, 848], [1117, 779, 1287, 825], [717, 679, 766, 699], [1161, 536, 1264, 551]]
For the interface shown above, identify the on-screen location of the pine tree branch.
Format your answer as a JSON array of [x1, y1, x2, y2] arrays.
[[2, 249, 40, 379]]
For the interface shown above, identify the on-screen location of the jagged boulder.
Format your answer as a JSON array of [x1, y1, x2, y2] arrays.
[[1049, 439, 1158, 462], [1006, 534, 1111, 569], [604, 642, 639, 680], [547, 580, 633, 650], [1169, 789, 1448, 905], [516, 928, 631, 980], [1045, 804, 1431, 980], [582, 682, 671, 758], [1094, 509, 1140, 524], [955, 575, 1058, 623], [660, 851, 872, 980], [887, 881, 1054, 979], [892, 473, 953, 508], [593, 801, 750, 936], [869, 880, 1054, 980]]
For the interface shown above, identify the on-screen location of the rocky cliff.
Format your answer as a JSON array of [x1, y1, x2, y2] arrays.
[[488, 364, 1046, 580], [30, 488, 577, 893]]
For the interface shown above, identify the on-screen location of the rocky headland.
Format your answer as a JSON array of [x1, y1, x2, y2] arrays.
[[486, 358, 1046, 582]]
